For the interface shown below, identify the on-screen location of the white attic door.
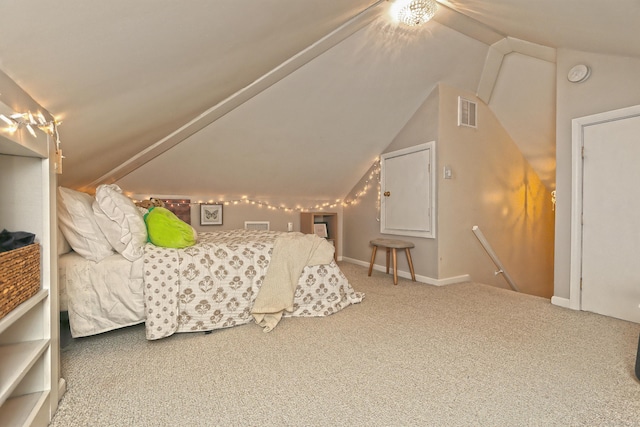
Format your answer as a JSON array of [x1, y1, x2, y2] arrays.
[[380, 142, 435, 238]]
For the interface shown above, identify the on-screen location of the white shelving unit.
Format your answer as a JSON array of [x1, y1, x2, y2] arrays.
[[300, 212, 338, 262], [0, 127, 61, 426]]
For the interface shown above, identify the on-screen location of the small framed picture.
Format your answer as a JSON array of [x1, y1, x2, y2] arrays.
[[313, 222, 328, 239], [200, 204, 223, 226]]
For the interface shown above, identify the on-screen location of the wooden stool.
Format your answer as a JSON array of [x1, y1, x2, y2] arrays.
[[368, 238, 416, 285]]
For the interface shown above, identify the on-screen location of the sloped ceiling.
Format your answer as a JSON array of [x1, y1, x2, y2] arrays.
[[489, 52, 557, 189], [116, 18, 488, 205], [1, 0, 639, 203], [438, 0, 640, 58], [0, 0, 380, 190]]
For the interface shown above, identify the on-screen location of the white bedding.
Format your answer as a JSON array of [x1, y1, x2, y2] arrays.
[[58, 251, 145, 337], [143, 230, 362, 340], [59, 230, 363, 339]]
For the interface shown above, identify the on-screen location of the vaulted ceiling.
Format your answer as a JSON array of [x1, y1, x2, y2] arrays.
[[1, 0, 638, 203]]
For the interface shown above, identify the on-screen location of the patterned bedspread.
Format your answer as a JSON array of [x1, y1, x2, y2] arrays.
[[143, 229, 363, 340]]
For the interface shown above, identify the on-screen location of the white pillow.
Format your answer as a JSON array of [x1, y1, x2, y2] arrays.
[[57, 187, 115, 262], [57, 226, 72, 255], [92, 184, 147, 261]]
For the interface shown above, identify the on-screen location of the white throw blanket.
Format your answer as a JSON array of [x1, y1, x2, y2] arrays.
[[251, 232, 335, 332]]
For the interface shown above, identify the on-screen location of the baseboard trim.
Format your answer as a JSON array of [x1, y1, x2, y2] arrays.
[[341, 257, 470, 286], [551, 296, 572, 309], [59, 377, 67, 400]]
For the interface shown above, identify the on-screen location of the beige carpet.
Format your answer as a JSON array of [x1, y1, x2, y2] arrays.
[[51, 262, 640, 427]]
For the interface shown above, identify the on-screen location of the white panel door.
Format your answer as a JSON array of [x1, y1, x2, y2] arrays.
[[581, 115, 640, 323], [380, 142, 434, 238]]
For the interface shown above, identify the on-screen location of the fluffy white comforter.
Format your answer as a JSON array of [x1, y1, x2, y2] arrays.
[[59, 251, 145, 337]]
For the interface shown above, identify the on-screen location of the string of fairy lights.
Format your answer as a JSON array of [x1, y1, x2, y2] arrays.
[[0, 107, 382, 214], [0, 109, 62, 155], [133, 159, 382, 214], [341, 158, 381, 209]]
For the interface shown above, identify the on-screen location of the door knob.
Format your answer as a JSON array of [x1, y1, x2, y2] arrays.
[[384, 191, 391, 197]]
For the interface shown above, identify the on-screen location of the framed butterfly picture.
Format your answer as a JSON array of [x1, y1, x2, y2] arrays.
[[200, 204, 223, 225]]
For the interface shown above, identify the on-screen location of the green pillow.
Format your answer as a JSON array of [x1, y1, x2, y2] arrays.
[[144, 207, 197, 248]]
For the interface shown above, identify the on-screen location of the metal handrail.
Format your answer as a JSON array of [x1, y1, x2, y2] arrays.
[[472, 225, 520, 292]]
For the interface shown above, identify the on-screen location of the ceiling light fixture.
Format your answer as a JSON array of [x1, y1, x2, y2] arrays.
[[393, 0, 438, 26]]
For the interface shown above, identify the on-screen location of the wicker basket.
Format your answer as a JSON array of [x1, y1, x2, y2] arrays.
[[0, 243, 41, 320]]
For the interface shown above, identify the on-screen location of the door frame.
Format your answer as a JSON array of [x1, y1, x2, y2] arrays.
[[570, 104, 640, 311]]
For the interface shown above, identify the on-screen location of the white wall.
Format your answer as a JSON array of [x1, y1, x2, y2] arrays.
[[125, 193, 343, 255], [128, 194, 313, 233], [437, 84, 554, 297], [343, 86, 440, 279], [554, 49, 640, 300], [343, 83, 555, 297], [188, 203, 302, 234]]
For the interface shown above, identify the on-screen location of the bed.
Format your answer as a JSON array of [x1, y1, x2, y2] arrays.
[[59, 250, 145, 337], [57, 186, 363, 340]]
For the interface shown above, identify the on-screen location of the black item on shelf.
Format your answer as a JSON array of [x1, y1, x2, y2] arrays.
[[0, 229, 36, 252]]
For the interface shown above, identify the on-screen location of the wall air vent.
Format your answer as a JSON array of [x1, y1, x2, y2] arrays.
[[458, 96, 477, 128], [244, 221, 270, 231]]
